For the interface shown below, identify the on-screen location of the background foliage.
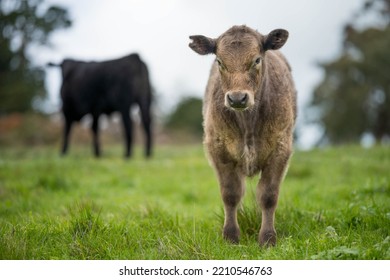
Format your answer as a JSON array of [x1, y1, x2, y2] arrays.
[[0, 0, 71, 115], [165, 96, 203, 140], [309, 0, 390, 145]]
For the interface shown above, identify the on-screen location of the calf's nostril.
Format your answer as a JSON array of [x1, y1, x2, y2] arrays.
[[227, 94, 234, 104], [240, 94, 248, 104]]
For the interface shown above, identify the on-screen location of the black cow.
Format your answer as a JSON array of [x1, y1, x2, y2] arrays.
[[49, 53, 152, 158]]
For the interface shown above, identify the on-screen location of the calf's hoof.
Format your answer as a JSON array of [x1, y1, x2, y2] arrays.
[[223, 226, 240, 244], [259, 230, 276, 247]]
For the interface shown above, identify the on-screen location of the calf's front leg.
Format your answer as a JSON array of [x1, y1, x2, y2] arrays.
[[257, 150, 291, 246], [215, 162, 245, 244]]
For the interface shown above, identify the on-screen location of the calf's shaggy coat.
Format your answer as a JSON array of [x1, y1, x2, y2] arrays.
[[189, 25, 296, 246]]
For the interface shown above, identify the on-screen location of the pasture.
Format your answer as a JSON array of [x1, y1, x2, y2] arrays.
[[0, 145, 389, 259]]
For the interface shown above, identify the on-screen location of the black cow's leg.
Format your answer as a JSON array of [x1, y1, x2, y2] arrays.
[[121, 111, 133, 158], [92, 115, 101, 157], [61, 118, 72, 156], [140, 104, 152, 158]]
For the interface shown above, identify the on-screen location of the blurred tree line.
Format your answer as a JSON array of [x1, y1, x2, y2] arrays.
[[2, 0, 389, 147], [309, 0, 390, 145], [0, 0, 71, 115], [165, 96, 203, 139]]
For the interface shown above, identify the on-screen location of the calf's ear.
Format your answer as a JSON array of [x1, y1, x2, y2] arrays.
[[263, 29, 289, 51], [189, 35, 216, 55]]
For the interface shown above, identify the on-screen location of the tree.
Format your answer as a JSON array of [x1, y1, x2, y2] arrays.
[[0, 0, 71, 115], [165, 96, 203, 138], [309, 0, 390, 144]]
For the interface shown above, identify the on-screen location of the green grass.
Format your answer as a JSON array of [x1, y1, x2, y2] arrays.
[[0, 144, 389, 259]]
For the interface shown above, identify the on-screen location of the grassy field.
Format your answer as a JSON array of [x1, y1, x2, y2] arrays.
[[0, 144, 389, 260]]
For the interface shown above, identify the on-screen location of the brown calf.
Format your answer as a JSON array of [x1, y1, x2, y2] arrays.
[[189, 25, 296, 246]]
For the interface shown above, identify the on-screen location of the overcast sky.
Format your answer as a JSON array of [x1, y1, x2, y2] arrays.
[[38, 0, 365, 148]]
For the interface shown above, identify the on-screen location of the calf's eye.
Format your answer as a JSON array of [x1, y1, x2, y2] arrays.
[[250, 57, 262, 70]]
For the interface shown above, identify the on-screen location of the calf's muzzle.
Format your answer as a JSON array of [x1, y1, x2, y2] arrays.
[[225, 91, 250, 110]]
